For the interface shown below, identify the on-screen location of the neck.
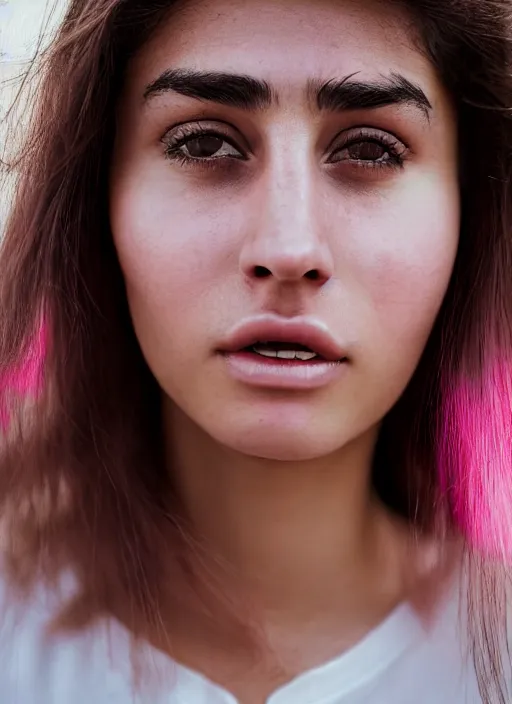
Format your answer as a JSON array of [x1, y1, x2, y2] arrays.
[[163, 401, 410, 625]]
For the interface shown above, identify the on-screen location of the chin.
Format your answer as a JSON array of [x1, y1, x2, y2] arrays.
[[241, 442, 330, 462], [211, 416, 347, 461]]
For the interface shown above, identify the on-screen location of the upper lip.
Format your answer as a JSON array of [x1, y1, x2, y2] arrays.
[[219, 315, 347, 362]]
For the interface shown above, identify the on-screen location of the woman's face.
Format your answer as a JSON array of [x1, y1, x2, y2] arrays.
[[110, 0, 459, 461]]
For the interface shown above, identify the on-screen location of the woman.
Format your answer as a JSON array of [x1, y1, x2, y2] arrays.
[[0, 0, 511, 701]]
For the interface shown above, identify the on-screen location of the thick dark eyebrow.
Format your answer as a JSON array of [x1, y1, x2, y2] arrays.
[[312, 72, 432, 117], [143, 68, 431, 117], [143, 69, 274, 110]]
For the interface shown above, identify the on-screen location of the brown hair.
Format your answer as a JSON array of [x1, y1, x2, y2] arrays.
[[1, 1, 512, 701]]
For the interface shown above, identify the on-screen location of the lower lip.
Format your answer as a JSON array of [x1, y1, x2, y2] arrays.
[[221, 351, 347, 390]]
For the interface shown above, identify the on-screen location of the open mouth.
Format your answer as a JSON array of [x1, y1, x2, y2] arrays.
[[220, 318, 348, 388], [219, 316, 348, 367], [245, 341, 323, 362]]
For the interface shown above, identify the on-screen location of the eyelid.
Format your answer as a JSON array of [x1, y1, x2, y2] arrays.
[[326, 126, 409, 154], [161, 120, 250, 153]]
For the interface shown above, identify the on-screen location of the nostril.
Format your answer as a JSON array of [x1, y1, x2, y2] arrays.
[[254, 266, 272, 278], [305, 269, 320, 281]]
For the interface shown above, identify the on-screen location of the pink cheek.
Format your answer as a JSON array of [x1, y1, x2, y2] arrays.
[[114, 195, 241, 304], [352, 183, 459, 319], [121, 237, 222, 305], [362, 257, 438, 326], [359, 229, 456, 317]]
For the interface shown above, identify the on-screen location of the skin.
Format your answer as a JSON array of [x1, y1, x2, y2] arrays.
[[110, 0, 459, 699]]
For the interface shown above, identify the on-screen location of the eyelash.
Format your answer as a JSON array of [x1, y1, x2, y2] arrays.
[[328, 128, 408, 171], [161, 123, 408, 172], [162, 123, 245, 171]]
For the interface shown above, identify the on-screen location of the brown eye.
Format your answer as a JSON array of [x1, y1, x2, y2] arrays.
[[346, 141, 387, 161], [174, 133, 242, 161], [332, 140, 390, 163], [186, 135, 225, 158], [326, 129, 406, 170]]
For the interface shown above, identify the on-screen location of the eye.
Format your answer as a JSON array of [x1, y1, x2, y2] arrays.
[[342, 141, 387, 162], [327, 128, 408, 170], [162, 123, 245, 166], [179, 134, 241, 160]]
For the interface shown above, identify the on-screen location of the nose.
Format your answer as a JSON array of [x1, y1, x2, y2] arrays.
[[239, 168, 334, 286]]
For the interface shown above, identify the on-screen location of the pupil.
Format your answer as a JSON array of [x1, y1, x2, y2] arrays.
[[349, 142, 386, 161], [187, 136, 223, 158]]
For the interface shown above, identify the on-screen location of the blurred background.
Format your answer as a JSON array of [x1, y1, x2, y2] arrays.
[[0, 0, 67, 230], [0, 0, 57, 61]]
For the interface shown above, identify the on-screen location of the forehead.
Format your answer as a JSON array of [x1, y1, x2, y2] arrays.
[[129, 0, 440, 100]]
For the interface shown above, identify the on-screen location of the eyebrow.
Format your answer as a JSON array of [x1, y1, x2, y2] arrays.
[[143, 69, 274, 110], [143, 68, 432, 117], [312, 72, 432, 117]]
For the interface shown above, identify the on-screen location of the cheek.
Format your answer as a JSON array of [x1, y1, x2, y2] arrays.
[[110, 173, 231, 310], [349, 179, 460, 355], [367, 190, 460, 351], [369, 238, 456, 328], [109, 170, 249, 383], [110, 180, 208, 375]]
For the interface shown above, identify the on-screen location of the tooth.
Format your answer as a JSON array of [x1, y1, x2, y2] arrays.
[[254, 348, 278, 358], [251, 346, 318, 361], [295, 351, 317, 361], [277, 350, 296, 360]]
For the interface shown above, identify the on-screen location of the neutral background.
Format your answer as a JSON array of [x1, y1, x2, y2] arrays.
[[0, 0, 66, 62], [0, 0, 67, 229]]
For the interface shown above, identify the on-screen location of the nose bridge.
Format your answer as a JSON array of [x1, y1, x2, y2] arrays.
[[265, 147, 317, 251], [241, 145, 333, 283]]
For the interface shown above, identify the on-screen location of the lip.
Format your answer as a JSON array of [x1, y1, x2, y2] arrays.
[[218, 315, 349, 390], [219, 315, 347, 362]]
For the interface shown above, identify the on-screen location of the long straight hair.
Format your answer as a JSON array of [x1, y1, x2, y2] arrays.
[[1, 1, 512, 701]]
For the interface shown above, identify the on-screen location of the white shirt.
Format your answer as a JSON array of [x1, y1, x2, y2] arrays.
[[0, 575, 484, 703]]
